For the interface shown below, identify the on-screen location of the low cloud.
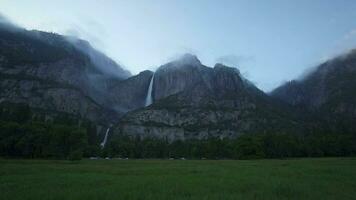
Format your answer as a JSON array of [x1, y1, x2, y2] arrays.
[[320, 28, 356, 63], [0, 13, 11, 24], [64, 20, 107, 51], [216, 54, 255, 79], [343, 29, 356, 40], [215, 54, 255, 68], [0, 13, 20, 30]]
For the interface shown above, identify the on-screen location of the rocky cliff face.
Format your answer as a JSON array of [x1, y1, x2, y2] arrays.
[[152, 54, 212, 101], [108, 70, 154, 113], [0, 75, 105, 122], [271, 49, 356, 132], [149, 54, 250, 102], [115, 56, 302, 141]]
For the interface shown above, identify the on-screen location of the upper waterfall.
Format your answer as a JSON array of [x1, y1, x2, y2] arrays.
[[145, 73, 154, 106]]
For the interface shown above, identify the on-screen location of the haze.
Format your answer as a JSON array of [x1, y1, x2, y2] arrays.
[[1, 0, 356, 91]]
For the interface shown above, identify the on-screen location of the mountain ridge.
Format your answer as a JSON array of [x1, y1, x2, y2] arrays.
[[1, 19, 355, 144]]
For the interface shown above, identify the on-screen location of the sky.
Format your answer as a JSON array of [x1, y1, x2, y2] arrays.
[[1, 0, 356, 91]]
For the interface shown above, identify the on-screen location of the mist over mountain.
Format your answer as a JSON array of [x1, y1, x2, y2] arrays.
[[0, 18, 131, 124], [271, 49, 356, 133]]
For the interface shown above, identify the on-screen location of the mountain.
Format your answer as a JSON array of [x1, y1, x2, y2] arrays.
[[114, 55, 303, 141], [2, 15, 355, 145], [0, 17, 131, 124], [271, 49, 356, 132]]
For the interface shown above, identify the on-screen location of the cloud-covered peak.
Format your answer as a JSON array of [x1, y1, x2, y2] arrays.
[[173, 53, 201, 66], [0, 13, 20, 31]]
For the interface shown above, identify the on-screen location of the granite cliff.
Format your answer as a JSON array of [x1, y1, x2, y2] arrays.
[[114, 55, 302, 141]]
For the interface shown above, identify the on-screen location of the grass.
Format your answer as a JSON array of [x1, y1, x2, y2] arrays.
[[1, 158, 356, 200]]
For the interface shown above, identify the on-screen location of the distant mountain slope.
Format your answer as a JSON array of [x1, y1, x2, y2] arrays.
[[115, 55, 303, 141], [271, 49, 356, 132], [0, 17, 131, 123]]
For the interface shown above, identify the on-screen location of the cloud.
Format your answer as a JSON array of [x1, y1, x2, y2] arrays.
[[18, 16, 108, 52], [65, 25, 105, 50], [162, 48, 198, 63], [215, 54, 255, 78], [318, 28, 356, 63], [342, 29, 356, 41], [0, 13, 19, 30], [321, 29, 356, 59], [0, 13, 12, 23], [63, 20, 107, 51], [215, 54, 255, 67]]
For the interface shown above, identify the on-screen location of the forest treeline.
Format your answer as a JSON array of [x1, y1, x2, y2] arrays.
[[104, 131, 356, 159], [0, 103, 99, 160], [1, 103, 356, 160]]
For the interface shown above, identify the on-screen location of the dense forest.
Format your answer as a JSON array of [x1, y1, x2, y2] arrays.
[[0, 103, 100, 160], [1, 103, 356, 160]]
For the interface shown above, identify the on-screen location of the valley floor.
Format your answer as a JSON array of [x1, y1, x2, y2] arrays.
[[1, 158, 356, 200]]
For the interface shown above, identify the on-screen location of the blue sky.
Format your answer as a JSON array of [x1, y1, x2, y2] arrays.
[[1, 0, 356, 91]]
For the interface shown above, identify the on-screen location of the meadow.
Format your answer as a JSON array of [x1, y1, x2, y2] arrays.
[[1, 158, 356, 200]]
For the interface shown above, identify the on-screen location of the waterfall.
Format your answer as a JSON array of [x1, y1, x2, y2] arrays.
[[100, 127, 110, 148], [145, 73, 154, 106]]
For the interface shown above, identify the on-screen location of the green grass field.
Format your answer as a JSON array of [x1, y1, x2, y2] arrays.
[[1, 158, 356, 200]]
